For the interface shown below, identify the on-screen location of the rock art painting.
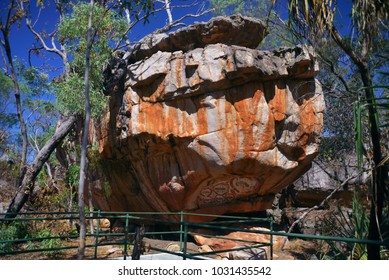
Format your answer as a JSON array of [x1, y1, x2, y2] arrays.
[[195, 176, 262, 208]]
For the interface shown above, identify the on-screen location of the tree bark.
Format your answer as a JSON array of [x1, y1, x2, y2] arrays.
[[88, 167, 94, 236], [5, 114, 77, 219], [131, 225, 145, 260], [77, 0, 95, 260]]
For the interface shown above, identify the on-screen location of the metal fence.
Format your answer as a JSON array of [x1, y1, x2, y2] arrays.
[[0, 211, 273, 260], [1, 211, 388, 260]]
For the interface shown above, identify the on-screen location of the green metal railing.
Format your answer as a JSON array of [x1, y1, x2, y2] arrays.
[[1, 211, 388, 259], [0, 211, 273, 260]]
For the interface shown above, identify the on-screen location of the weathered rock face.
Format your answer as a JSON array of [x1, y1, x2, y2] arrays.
[[92, 15, 324, 221]]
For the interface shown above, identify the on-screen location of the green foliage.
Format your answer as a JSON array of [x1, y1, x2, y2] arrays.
[[314, 36, 388, 167], [55, 2, 127, 118], [25, 228, 64, 258], [0, 71, 13, 98], [1, 61, 57, 160], [315, 192, 369, 259], [210, 0, 252, 15], [351, 192, 369, 260], [35, 229, 64, 258], [55, 73, 107, 118], [36, 165, 49, 188], [116, 0, 155, 22], [0, 72, 18, 131], [209, 0, 295, 49], [0, 222, 29, 254], [0, 70, 13, 88], [68, 164, 80, 188], [87, 143, 102, 171]]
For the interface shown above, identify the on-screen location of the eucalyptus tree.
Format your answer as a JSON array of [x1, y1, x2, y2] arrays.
[[77, 0, 95, 259], [286, 0, 388, 259], [0, 0, 68, 217], [0, 0, 29, 187], [3, 0, 76, 218]]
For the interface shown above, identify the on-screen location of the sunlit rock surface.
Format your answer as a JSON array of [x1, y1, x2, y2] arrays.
[[92, 15, 324, 221]]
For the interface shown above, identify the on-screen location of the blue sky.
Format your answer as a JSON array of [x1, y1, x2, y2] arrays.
[[1, 0, 214, 78], [1, 0, 355, 79]]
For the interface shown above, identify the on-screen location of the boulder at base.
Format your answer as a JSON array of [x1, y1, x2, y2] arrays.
[[92, 15, 324, 222]]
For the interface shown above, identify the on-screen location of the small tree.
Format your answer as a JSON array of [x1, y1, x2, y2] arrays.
[[76, 0, 95, 259], [0, 0, 29, 186]]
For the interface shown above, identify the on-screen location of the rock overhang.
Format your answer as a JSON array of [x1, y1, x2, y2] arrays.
[[93, 15, 325, 222]]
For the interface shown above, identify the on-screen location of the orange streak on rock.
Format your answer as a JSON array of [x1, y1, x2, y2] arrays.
[[224, 96, 239, 163], [196, 98, 209, 137], [268, 81, 287, 122]]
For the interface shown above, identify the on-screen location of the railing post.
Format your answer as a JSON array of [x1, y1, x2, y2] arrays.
[[183, 221, 188, 260], [123, 213, 129, 260], [94, 210, 100, 259], [270, 217, 273, 260], [179, 211, 184, 252]]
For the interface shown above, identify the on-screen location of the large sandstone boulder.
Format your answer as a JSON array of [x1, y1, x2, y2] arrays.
[[92, 15, 324, 221]]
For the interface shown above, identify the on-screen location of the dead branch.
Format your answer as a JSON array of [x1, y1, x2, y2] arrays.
[[114, 2, 213, 51], [287, 173, 363, 234], [155, 9, 213, 34], [156, 0, 173, 24], [4, 114, 77, 219], [20, 1, 70, 74]]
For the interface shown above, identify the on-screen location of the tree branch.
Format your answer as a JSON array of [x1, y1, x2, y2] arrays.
[[113, 6, 169, 51], [313, 160, 342, 183], [114, 8, 213, 51], [156, 0, 173, 24], [286, 173, 364, 235], [5, 0, 16, 31], [25, 19, 64, 58], [155, 9, 213, 33], [30, 131, 58, 192], [21, 1, 70, 75], [114, 1, 213, 51], [330, 25, 364, 67], [314, 48, 353, 94], [28, 46, 44, 67], [4, 114, 77, 219]]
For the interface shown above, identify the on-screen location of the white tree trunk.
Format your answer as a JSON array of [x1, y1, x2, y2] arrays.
[[77, 0, 95, 260]]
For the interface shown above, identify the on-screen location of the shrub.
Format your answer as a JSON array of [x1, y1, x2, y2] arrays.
[[0, 222, 28, 254]]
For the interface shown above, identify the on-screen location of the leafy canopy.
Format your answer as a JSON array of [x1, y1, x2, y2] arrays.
[[0, 72, 16, 129], [55, 2, 127, 118]]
